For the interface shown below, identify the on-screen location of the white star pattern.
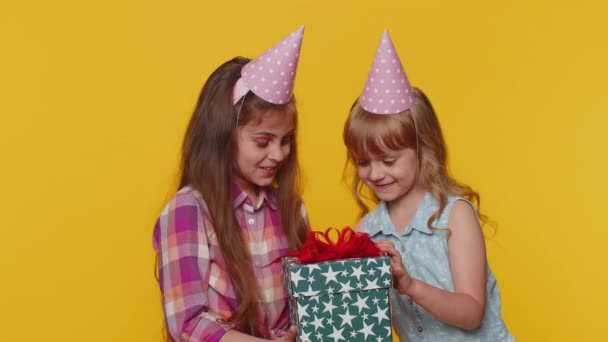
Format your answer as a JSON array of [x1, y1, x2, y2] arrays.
[[351, 265, 365, 281], [307, 264, 322, 273], [371, 307, 390, 324], [297, 302, 310, 319], [339, 280, 354, 293], [310, 314, 324, 331], [327, 326, 346, 342], [299, 330, 311, 342], [365, 278, 379, 290], [358, 321, 376, 340], [338, 310, 356, 328], [291, 268, 306, 288], [378, 261, 391, 276], [288, 257, 393, 342], [353, 294, 370, 313], [300, 285, 319, 297], [321, 265, 341, 285], [323, 299, 337, 316]]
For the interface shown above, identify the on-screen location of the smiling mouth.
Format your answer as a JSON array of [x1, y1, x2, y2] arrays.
[[260, 166, 278, 174], [375, 182, 395, 188]]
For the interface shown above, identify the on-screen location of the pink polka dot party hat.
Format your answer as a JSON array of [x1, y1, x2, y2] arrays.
[[359, 29, 415, 115], [232, 26, 305, 104]]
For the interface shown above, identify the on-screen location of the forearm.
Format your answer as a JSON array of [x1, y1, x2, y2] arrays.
[[404, 279, 484, 330], [219, 330, 268, 342]]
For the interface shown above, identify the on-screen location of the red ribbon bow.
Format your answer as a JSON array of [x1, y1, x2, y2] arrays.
[[286, 227, 381, 263]]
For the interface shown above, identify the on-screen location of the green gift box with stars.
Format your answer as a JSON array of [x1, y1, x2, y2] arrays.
[[282, 256, 393, 342]]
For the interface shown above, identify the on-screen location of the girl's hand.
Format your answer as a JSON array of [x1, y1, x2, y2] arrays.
[[269, 326, 297, 341], [375, 240, 415, 295]]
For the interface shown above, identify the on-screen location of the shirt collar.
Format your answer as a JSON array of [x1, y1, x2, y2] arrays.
[[232, 183, 277, 212], [368, 193, 435, 237]]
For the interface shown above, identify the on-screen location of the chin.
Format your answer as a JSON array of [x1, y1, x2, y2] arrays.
[[253, 178, 274, 187], [376, 191, 403, 202], [376, 194, 395, 202]]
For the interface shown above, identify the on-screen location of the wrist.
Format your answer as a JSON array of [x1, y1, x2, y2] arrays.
[[399, 277, 417, 296]]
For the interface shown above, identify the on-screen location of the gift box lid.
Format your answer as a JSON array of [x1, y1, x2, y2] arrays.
[[283, 256, 392, 298]]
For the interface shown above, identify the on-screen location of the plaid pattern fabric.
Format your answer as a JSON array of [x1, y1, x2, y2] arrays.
[[154, 185, 306, 341]]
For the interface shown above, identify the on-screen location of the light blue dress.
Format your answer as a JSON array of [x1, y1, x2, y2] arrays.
[[363, 192, 515, 341]]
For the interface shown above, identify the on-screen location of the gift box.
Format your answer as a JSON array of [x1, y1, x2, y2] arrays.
[[282, 228, 393, 342]]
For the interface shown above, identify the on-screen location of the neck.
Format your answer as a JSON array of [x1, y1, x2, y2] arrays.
[[386, 185, 427, 234], [234, 178, 259, 204]]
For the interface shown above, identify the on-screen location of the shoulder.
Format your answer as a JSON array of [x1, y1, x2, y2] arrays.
[[445, 198, 482, 240], [156, 186, 210, 233], [433, 194, 476, 221], [358, 201, 387, 234], [449, 200, 479, 226], [162, 186, 208, 214], [153, 186, 211, 250]]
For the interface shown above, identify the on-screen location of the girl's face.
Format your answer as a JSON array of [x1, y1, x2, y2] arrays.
[[356, 147, 418, 203], [234, 110, 294, 196]]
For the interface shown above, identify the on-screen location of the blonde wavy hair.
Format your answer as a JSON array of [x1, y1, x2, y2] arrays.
[[343, 87, 488, 230]]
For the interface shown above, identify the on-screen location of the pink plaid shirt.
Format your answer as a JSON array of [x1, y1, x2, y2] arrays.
[[153, 185, 308, 342]]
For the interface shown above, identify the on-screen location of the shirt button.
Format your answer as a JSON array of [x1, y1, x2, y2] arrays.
[[417, 327, 423, 333], [408, 298, 413, 305], [248, 218, 255, 225]]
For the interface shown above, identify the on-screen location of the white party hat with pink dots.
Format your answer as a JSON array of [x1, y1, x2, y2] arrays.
[[232, 26, 305, 105], [359, 29, 414, 114]]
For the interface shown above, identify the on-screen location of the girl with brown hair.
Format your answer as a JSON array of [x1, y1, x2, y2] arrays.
[[153, 27, 309, 342]]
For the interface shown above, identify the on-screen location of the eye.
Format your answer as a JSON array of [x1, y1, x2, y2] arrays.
[[255, 139, 270, 148], [383, 159, 396, 166], [356, 159, 370, 166], [281, 134, 293, 145]]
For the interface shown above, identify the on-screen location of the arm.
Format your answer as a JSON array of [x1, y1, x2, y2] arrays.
[[377, 201, 486, 330], [154, 192, 232, 342], [218, 327, 296, 342], [300, 201, 312, 231], [156, 192, 296, 342], [354, 219, 364, 232]]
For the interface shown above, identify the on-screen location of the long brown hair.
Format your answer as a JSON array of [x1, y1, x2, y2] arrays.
[[343, 87, 488, 229], [177, 57, 308, 335]]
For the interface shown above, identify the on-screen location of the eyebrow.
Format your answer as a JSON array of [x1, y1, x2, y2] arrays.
[[253, 130, 295, 137]]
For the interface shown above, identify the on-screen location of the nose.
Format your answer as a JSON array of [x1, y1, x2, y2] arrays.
[[368, 162, 384, 181], [269, 143, 288, 162]]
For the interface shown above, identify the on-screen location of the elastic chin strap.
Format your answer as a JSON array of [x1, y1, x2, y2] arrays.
[[232, 77, 249, 105], [232, 77, 250, 127], [410, 111, 420, 163], [234, 90, 248, 127]]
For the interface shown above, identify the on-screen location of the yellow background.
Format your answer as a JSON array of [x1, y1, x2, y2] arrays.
[[1, 0, 607, 340]]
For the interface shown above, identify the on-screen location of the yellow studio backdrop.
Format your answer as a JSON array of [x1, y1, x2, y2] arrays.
[[1, 0, 606, 340]]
